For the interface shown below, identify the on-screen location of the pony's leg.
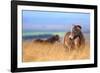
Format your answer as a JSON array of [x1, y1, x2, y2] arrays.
[[74, 37, 80, 49], [68, 47, 71, 53], [63, 44, 70, 53]]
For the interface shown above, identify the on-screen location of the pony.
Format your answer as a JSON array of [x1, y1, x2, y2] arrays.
[[34, 35, 60, 43], [64, 25, 85, 52]]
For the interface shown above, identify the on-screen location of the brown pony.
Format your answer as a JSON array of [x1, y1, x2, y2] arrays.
[[34, 35, 60, 43], [64, 25, 85, 52]]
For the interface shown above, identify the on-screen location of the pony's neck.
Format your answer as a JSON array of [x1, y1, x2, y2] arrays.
[[78, 31, 85, 45], [79, 31, 84, 38], [73, 31, 84, 40]]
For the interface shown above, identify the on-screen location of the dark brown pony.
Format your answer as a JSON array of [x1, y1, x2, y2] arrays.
[[64, 25, 85, 52], [35, 35, 60, 43]]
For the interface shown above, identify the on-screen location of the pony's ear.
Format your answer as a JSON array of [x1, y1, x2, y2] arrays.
[[77, 25, 82, 30]]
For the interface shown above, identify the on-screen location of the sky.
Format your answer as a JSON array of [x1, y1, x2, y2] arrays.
[[22, 10, 90, 32]]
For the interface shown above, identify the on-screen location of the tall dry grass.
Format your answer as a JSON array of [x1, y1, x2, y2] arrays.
[[22, 39, 90, 62]]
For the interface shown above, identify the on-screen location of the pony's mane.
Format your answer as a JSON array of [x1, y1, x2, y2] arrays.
[[78, 31, 85, 46]]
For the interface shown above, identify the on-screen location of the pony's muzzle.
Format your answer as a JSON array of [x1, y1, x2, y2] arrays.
[[69, 35, 73, 40]]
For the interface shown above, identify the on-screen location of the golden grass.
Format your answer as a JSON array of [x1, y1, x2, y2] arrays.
[[22, 40, 90, 62]]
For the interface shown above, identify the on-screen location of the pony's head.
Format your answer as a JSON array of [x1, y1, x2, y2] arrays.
[[69, 24, 82, 40]]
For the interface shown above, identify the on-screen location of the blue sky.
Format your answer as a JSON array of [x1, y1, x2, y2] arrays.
[[22, 10, 90, 32]]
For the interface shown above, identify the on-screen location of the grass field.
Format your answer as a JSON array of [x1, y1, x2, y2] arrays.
[[22, 33, 90, 62]]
